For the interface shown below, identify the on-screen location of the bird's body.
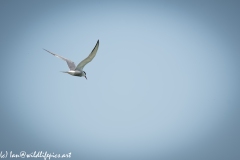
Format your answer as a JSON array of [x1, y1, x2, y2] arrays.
[[61, 70, 84, 76], [43, 40, 99, 79]]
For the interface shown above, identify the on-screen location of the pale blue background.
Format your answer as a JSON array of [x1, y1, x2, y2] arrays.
[[0, 0, 240, 160]]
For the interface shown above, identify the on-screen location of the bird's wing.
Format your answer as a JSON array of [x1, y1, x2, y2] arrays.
[[43, 49, 76, 70], [75, 40, 99, 71]]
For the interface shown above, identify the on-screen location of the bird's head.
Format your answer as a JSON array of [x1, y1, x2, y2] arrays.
[[83, 71, 87, 80]]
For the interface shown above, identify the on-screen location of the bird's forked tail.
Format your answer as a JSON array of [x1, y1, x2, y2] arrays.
[[60, 71, 68, 73]]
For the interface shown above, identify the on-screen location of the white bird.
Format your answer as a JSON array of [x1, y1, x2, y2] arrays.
[[43, 40, 99, 80]]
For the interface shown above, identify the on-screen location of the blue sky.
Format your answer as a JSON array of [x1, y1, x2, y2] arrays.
[[0, 1, 240, 160]]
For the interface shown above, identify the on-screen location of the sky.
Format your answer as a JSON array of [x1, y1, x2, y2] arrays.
[[0, 0, 240, 160]]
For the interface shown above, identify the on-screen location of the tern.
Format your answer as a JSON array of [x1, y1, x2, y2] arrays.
[[43, 40, 99, 80]]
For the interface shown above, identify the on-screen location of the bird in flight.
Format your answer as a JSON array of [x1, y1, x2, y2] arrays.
[[43, 40, 99, 80]]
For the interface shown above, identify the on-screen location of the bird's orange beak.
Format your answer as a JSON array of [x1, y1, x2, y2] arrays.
[[85, 76, 87, 80]]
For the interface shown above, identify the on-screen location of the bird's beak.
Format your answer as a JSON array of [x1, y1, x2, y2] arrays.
[[85, 76, 87, 80]]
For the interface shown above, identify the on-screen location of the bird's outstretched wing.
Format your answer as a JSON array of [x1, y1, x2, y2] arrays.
[[43, 49, 76, 70], [75, 40, 99, 71]]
